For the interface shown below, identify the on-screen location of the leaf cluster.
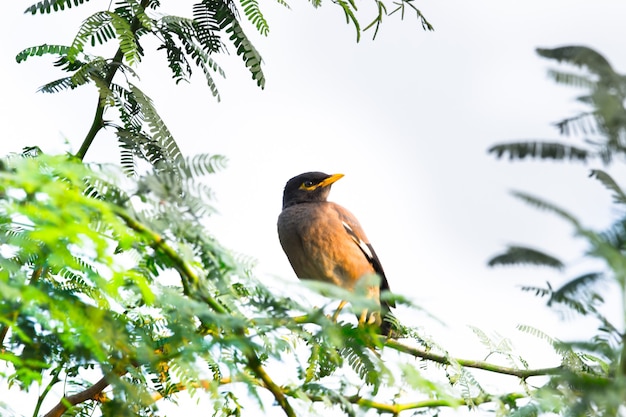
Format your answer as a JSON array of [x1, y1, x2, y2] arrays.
[[0, 149, 464, 416], [489, 46, 626, 165], [488, 46, 626, 417], [5, 2, 575, 417]]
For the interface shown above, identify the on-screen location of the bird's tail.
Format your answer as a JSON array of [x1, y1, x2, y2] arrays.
[[379, 300, 397, 337]]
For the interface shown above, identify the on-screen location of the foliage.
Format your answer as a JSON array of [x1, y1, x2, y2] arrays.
[[488, 46, 626, 416], [4, 2, 622, 417], [488, 45, 626, 165]]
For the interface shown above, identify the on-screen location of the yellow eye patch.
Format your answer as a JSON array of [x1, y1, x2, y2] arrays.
[[299, 181, 318, 191]]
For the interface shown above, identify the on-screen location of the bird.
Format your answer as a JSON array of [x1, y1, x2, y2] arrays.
[[277, 171, 394, 335]]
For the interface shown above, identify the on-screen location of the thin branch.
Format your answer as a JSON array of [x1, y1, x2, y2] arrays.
[[150, 349, 296, 417], [43, 375, 110, 417], [113, 208, 227, 314], [385, 338, 564, 378], [75, 0, 152, 160], [33, 362, 65, 417], [348, 392, 527, 414], [152, 378, 233, 402], [153, 376, 529, 415], [247, 353, 296, 417]]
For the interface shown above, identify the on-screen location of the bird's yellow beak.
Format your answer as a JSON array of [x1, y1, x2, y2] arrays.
[[318, 173, 344, 188]]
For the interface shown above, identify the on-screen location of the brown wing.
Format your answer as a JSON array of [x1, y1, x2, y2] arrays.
[[278, 202, 376, 288], [330, 203, 394, 308]]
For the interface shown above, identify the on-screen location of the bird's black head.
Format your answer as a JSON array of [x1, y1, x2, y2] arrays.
[[282, 172, 344, 209]]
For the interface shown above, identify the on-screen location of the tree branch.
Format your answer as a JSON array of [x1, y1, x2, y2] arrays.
[[33, 362, 64, 417], [384, 338, 564, 378], [113, 208, 227, 314], [348, 392, 527, 414], [247, 353, 296, 417], [43, 375, 110, 417], [152, 375, 530, 415], [152, 378, 233, 402]]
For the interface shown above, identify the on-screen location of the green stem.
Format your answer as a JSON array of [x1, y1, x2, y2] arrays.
[[347, 392, 527, 414], [33, 362, 64, 417], [618, 269, 626, 376], [247, 353, 296, 417], [75, 0, 151, 160], [75, 93, 108, 160]]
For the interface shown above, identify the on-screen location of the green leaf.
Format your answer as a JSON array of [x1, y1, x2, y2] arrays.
[[129, 83, 184, 165], [488, 245, 564, 269], [512, 191, 581, 228], [589, 169, 626, 204], [488, 141, 589, 162], [537, 46, 614, 78], [25, 0, 91, 15], [240, 0, 269, 36], [547, 272, 604, 314], [15, 44, 70, 63]]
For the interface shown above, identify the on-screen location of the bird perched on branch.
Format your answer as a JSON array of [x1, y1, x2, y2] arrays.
[[277, 172, 394, 335]]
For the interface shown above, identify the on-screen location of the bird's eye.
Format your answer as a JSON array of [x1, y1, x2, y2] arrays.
[[301, 180, 316, 189]]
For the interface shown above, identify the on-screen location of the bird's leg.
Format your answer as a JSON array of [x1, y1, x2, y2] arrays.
[[358, 309, 380, 325], [358, 309, 369, 326], [331, 300, 348, 323]]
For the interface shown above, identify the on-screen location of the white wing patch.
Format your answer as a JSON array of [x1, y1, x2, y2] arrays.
[[342, 221, 374, 261]]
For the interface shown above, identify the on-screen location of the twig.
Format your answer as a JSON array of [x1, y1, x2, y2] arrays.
[[33, 363, 64, 417], [385, 338, 564, 378], [75, 0, 152, 160], [247, 353, 296, 417], [152, 378, 233, 402], [348, 392, 526, 414]]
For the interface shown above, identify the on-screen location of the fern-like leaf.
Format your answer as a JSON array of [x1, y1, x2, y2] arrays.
[[341, 338, 380, 391], [37, 77, 77, 93], [599, 215, 626, 251], [68, 11, 115, 62], [488, 245, 564, 269], [335, 0, 361, 42], [129, 83, 184, 165], [516, 324, 569, 354], [553, 112, 598, 137], [25, 0, 91, 15], [177, 154, 228, 179], [546, 69, 596, 90], [69, 57, 108, 89], [240, 0, 269, 36], [547, 272, 604, 313], [216, 6, 265, 88], [537, 46, 614, 79], [512, 191, 581, 228], [109, 11, 142, 66], [589, 169, 626, 204], [15, 44, 70, 63], [519, 284, 551, 298], [488, 141, 589, 162], [193, 0, 226, 54], [388, 0, 434, 31]]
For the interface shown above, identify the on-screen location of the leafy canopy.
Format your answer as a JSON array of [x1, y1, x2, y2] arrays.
[[4, 1, 625, 417]]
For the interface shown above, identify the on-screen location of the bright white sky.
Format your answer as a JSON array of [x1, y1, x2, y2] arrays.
[[2, 0, 626, 415]]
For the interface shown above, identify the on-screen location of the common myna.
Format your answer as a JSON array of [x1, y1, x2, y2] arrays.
[[277, 172, 393, 335]]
